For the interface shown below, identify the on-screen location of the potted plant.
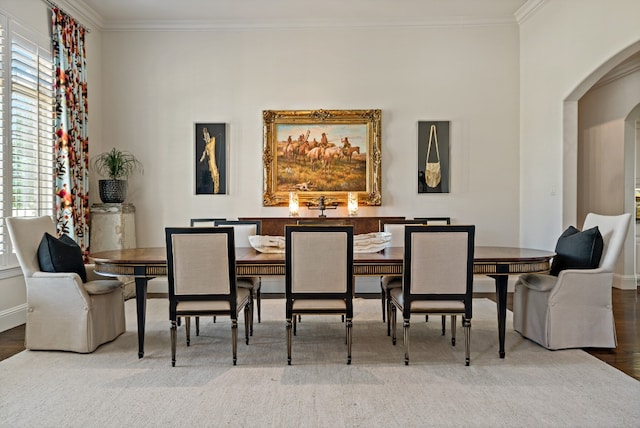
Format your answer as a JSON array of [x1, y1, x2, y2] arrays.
[[91, 148, 143, 203]]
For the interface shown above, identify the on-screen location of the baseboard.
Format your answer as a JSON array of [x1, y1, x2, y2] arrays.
[[614, 273, 638, 290], [0, 303, 26, 332]]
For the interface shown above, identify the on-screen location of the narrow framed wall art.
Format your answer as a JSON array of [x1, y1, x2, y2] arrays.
[[195, 122, 227, 195], [417, 121, 450, 194]]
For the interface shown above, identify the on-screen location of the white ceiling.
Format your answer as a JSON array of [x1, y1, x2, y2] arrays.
[[69, 0, 531, 30]]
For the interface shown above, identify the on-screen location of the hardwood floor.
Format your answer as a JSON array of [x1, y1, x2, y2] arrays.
[[1, 289, 638, 381]]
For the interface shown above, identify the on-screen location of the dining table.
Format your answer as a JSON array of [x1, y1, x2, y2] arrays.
[[90, 246, 554, 359]]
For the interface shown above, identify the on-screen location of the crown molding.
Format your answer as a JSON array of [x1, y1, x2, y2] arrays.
[[65, 0, 522, 32], [515, 0, 547, 24], [55, 0, 105, 31], [97, 16, 519, 32]]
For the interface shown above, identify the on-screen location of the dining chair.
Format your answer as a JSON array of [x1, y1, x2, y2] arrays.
[[6, 216, 125, 353], [513, 212, 631, 350], [213, 220, 263, 329], [147, 217, 228, 334], [388, 225, 475, 365], [285, 224, 354, 365], [165, 226, 252, 366], [379, 219, 444, 335]]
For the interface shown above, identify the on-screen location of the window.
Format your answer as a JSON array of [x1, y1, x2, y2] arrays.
[[0, 15, 55, 267]]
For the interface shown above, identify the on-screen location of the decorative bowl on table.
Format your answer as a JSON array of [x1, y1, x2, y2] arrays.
[[248, 232, 392, 254]]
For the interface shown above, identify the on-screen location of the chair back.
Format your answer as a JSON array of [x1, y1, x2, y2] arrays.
[[165, 227, 238, 318], [582, 213, 631, 272], [413, 217, 451, 225], [190, 218, 225, 227], [403, 225, 475, 318], [380, 219, 429, 247], [5, 216, 57, 278], [213, 220, 261, 248], [285, 225, 354, 296]]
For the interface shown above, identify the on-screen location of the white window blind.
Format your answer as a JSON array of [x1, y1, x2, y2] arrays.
[[0, 17, 5, 261], [0, 17, 55, 266]]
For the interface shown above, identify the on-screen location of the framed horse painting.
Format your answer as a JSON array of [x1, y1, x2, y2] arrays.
[[262, 109, 382, 207]]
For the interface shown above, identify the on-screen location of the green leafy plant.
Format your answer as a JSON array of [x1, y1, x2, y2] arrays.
[[91, 148, 143, 180]]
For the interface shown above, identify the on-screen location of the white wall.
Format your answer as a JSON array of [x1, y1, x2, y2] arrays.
[[519, 0, 640, 251], [97, 24, 521, 248]]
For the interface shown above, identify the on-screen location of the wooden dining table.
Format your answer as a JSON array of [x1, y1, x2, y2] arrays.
[[90, 246, 554, 360]]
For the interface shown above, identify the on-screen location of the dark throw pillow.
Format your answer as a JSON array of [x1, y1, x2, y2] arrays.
[[549, 226, 604, 276], [38, 233, 87, 283]]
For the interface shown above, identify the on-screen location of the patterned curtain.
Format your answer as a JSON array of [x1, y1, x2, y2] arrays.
[[51, 8, 90, 259]]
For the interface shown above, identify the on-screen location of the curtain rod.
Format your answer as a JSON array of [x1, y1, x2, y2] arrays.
[[42, 0, 91, 33]]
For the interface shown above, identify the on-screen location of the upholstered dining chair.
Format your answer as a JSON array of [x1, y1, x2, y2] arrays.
[[214, 220, 262, 329], [285, 225, 354, 365], [379, 219, 443, 335], [513, 212, 631, 350], [147, 218, 226, 297], [165, 227, 252, 366], [6, 216, 126, 353], [388, 225, 475, 365], [146, 218, 228, 335]]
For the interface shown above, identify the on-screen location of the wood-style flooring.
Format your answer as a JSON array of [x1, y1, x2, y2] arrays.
[[1, 289, 638, 381]]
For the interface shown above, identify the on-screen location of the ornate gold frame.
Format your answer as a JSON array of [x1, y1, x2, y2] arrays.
[[262, 109, 382, 206]]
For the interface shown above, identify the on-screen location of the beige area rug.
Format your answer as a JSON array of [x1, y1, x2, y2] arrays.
[[1, 298, 639, 428]]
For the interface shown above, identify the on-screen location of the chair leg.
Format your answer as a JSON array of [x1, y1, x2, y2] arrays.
[[463, 317, 471, 366], [231, 318, 238, 366], [257, 285, 262, 323], [451, 315, 457, 346], [286, 318, 293, 365], [185, 316, 191, 346], [346, 317, 352, 365], [391, 305, 397, 345], [386, 291, 393, 336], [170, 320, 177, 367], [441, 315, 446, 336], [244, 304, 251, 345], [196, 317, 200, 336], [380, 282, 386, 322], [249, 292, 255, 337], [213, 316, 216, 323], [293, 314, 297, 336], [403, 318, 410, 365]]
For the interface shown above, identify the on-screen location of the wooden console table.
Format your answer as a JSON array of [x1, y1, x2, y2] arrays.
[[238, 216, 405, 236]]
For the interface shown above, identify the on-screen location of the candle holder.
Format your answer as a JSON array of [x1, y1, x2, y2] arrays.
[[348, 192, 358, 216], [288, 192, 299, 217], [306, 195, 338, 218]]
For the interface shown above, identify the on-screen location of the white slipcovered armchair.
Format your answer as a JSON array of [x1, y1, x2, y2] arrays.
[[513, 212, 631, 350], [6, 216, 126, 353]]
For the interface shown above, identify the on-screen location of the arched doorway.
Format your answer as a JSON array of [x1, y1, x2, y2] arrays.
[[563, 41, 640, 289]]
